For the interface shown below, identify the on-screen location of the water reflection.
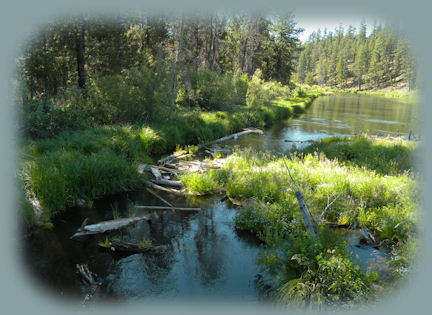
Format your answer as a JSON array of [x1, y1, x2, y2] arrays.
[[229, 94, 416, 152], [22, 94, 411, 302]]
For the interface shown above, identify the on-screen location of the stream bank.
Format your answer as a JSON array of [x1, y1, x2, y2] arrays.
[[20, 94, 418, 307], [20, 92, 320, 227]]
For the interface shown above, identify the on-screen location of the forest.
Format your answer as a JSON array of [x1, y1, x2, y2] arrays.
[[295, 22, 416, 90], [17, 12, 419, 310]]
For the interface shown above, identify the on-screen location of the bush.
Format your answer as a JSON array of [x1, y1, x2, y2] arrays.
[[246, 69, 270, 107], [23, 88, 92, 138], [183, 69, 249, 110], [86, 65, 174, 124], [246, 69, 293, 108]]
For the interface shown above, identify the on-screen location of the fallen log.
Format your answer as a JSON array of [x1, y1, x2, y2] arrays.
[[151, 178, 182, 188], [360, 226, 376, 245], [143, 180, 186, 195], [294, 191, 317, 239], [151, 166, 163, 179], [284, 139, 314, 143], [145, 187, 174, 207], [70, 215, 152, 239], [138, 164, 179, 176], [325, 222, 350, 228], [76, 264, 101, 306], [134, 205, 201, 211], [157, 152, 193, 165], [98, 239, 163, 253], [282, 157, 317, 239], [215, 128, 263, 143]]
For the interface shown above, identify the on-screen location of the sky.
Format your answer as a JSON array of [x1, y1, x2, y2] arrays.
[[294, 14, 385, 42]]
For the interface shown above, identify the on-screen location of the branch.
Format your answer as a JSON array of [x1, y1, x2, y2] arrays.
[[317, 191, 345, 223]]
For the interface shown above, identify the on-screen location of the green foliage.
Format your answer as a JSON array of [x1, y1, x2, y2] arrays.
[[180, 170, 227, 194], [182, 70, 249, 110], [294, 23, 416, 90], [86, 65, 174, 124], [257, 227, 377, 307], [23, 90, 92, 138], [182, 136, 417, 244], [139, 238, 152, 249], [20, 90, 318, 221], [180, 136, 417, 306], [21, 148, 141, 216]]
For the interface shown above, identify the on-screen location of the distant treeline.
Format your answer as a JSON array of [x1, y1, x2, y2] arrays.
[[295, 22, 416, 90]]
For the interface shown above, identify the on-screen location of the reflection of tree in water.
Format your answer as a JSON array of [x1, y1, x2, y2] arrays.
[[297, 95, 413, 136], [193, 206, 226, 285]]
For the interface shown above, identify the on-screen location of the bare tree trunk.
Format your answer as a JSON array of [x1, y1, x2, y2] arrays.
[[76, 21, 86, 89], [175, 16, 194, 101]]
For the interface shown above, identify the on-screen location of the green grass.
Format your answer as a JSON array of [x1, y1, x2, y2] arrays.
[[181, 138, 418, 242], [20, 91, 319, 224], [180, 136, 418, 306], [297, 83, 418, 103]]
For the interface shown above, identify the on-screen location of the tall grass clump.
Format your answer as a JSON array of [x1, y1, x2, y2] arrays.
[[181, 137, 418, 306], [22, 150, 141, 216]]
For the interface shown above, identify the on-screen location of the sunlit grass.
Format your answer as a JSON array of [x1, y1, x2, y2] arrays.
[[180, 136, 418, 306], [20, 91, 319, 223]]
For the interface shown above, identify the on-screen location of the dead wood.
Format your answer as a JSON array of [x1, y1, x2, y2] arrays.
[[134, 205, 201, 211], [214, 128, 263, 143], [360, 226, 377, 245], [71, 215, 152, 239], [282, 157, 317, 239], [76, 264, 101, 306], [145, 187, 174, 207], [98, 239, 163, 253], [151, 178, 183, 188], [317, 191, 345, 223], [143, 180, 187, 195], [284, 139, 315, 143]]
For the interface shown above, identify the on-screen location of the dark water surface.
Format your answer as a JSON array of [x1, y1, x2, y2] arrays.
[[21, 94, 415, 303]]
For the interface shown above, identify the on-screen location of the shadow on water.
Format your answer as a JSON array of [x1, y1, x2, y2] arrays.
[[21, 94, 413, 303], [21, 190, 262, 303]]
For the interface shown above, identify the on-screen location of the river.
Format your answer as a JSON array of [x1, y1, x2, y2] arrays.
[[20, 94, 416, 304]]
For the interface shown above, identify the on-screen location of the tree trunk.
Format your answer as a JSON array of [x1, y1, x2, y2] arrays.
[[76, 21, 86, 89]]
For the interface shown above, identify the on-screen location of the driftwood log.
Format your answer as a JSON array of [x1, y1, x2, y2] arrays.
[[143, 180, 187, 195], [76, 264, 101, 306], [145, 187, 174, 207], [98, 239, 163, 253], [214, 128, 263, 143], [134, 205, 201, 211], [294, 191, 317, 239], [151, 178, 182, 188], [70, 215, 152, 239], [138, 164, 179, 176], [282, 157, 317, 239], [360, 226, 377, 245], [284, 139, 315, 143]]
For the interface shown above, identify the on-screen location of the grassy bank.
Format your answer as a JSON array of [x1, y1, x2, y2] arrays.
[[297, 84, 418, 103], [180, 136, 418, 307], [20, 91, 319, 225]]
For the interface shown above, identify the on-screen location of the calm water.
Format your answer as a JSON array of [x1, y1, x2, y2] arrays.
[[21, 94, 415, 303], [229, 94, 416, 152]]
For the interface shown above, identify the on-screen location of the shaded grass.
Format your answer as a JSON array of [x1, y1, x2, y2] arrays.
[[20, 92, 319, 222]]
